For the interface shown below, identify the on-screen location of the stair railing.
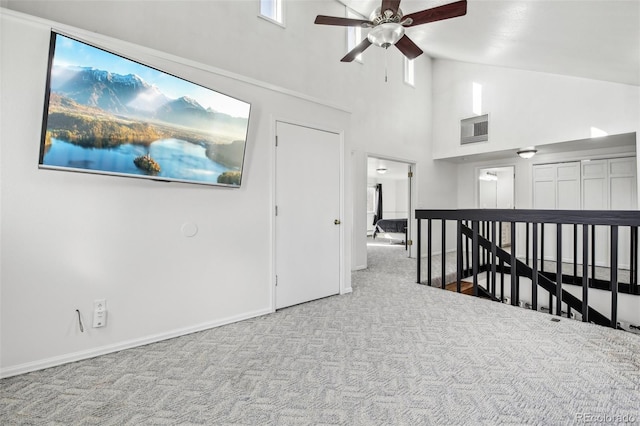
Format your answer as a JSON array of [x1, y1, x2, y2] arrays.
[[415, 209, 640, 329]]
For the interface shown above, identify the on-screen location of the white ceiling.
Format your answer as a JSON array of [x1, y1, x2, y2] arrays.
[[341, 0, 640, 86], [367, 157, 411, 180]]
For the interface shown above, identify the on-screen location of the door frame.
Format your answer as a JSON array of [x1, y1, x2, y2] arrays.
[[364, 153, 417, 263], [270, 117, 347, 312], [476, 165, 516, 209]]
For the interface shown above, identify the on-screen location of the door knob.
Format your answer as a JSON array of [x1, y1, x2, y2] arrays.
[[334, 219, 341, 225]]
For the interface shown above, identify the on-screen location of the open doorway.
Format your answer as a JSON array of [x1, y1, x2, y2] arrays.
[[366, 156, 414, 266], [478, 165, 515, 246]]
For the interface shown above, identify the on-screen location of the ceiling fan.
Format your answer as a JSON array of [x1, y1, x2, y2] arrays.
[[314, 0, 467, 62]]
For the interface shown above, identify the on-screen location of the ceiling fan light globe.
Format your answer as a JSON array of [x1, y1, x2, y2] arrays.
[[367, 23, 405, 47]]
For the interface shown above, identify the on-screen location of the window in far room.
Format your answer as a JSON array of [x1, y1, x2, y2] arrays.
[[404, 56, 415, 86], [346, 8, 365, 63], [260, 0, 284, 25]]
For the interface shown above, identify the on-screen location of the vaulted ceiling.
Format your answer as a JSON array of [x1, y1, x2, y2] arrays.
[[341, 0, 640, 86]]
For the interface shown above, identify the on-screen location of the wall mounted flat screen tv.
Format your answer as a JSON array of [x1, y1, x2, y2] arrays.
[[39, 32, 251, 187]]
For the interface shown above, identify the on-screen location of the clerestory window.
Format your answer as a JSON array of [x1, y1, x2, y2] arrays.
[[404, 56, 415, 86], [346, 8, 364, 63], [260, 0, 284, 26]]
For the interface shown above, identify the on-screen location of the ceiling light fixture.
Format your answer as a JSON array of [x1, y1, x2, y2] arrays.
[[367, 22, 405, 48], [315, 1, 468, 63], [517, 149, 537, 159], [376, 167, 388, 174]]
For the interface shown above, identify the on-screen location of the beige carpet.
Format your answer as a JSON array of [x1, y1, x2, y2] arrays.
[[1, 242, 639, 424]]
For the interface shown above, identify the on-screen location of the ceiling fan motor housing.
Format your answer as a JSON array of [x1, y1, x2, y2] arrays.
[[369, 7, 403, 25]]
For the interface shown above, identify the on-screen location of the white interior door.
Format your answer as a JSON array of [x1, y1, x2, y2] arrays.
[[533, 162, 581, 262], [275, 121, 341, 309]]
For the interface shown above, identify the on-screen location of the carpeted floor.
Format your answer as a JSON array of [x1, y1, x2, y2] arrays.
[[1, 243, 639, 425]]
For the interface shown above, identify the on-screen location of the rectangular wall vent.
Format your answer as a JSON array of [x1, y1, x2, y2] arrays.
[[461, 114, 489, 144]]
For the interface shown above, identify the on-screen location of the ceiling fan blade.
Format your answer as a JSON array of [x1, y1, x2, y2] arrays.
[[381, 0, 401, 14], [395, 35, 423, 60], [341, 38, 373, 62], [315, 15, 372, 27], [403, 0, 467, 27]]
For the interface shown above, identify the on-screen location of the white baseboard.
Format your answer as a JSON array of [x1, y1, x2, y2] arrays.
[[0, 307, 272, 379], [341, 287, 353, 294]]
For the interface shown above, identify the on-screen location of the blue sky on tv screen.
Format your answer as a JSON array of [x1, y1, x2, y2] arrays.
[[53, 34, 250, 118]]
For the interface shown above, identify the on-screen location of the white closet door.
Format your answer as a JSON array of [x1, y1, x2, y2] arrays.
[[534, 157, 637, 269], [533, 162, 580, 263], [582, 160, 609, 267], [533, 165, 557, 209], [275, 121, 341, 309], [609, 158, 637, 210], [609, 157, 637, 269], [533, 164, 558, 262], [557, 163, 581, 263], [581, 157, 637, 268]]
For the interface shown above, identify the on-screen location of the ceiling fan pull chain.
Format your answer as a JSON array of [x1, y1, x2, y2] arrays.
[[384, 46, 388, 82]]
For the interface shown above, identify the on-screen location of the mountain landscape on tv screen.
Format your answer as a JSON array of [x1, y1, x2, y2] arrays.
[[43, 62, 249, 185]]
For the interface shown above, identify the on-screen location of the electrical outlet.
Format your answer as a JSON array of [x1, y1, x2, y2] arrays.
[[93, 299, 107, 328], [94, 299, 106, 311]]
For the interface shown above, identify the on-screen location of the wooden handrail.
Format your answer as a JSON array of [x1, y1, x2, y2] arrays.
[[416, 209, 640, 226], [415, 209, 640, 330]]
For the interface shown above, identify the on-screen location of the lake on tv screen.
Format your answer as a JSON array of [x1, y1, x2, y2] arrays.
[[43, 138, 233, 184]]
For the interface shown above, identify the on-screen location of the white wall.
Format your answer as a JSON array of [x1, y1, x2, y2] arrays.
[[349, 45, 458, 267], [478, 179, 497, 208], [1, 1, 452, 377], [0, 8, 357, 376], [394, 179, 409, 219], [431, 58, 636, 257], [437, 59, 640, 272], [433, 59, 640, 160]]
